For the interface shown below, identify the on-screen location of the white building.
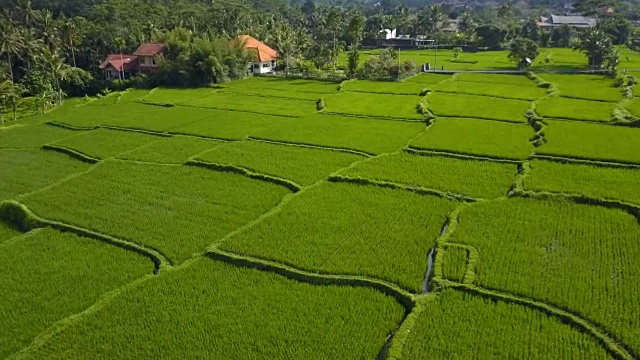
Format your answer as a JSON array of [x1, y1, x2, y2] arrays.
[[238, 35, 278, 75]]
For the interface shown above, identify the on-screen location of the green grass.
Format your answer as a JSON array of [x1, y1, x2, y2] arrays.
[[537, 120, 640, 164], [323, 91, 424, 120], [342, 80, 426, 95], [441, 247, 467, 282], [0, 150, 91, 201], [405, 73, 451, 85], [223, 76, 341, 94], [119, 136, 225, 164], [537, 73, 623, 102], [225, 87, 327, 100], [535, 97, 615, 122], [144, 88, 318, 118], [168, 109, 292, 140], [524, 160, 640, 205], [427, 92, 529, 122], [0, 219, 20, 245], [195, 140, 363, 185], [342, 153, 518, 199], [455, 73, 537, 86], [621, 97, 640, 117], [398, 290, 614, 359], [448, 197, 640, 355], [0, 123, 76, 149], [0, 227, 151, 358], [20, 161, 290, 264], [430, 80, 546, 101], [50, 128, 163, 159], [17, 257, 405, 359], [221, 182, 457, 293], [252, 114, 425, 155], [410, 117, 535, 160]]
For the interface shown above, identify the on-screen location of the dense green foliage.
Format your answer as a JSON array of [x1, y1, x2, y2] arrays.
[[441, 247, 468, 282], [410, 117, 535, 160], [222, 182, 457, 292], [342, 153, 518, 199], [397, 290, 614, 359], [0, 219, 20, 244], [448, 197, 640, 354], [20, 161, 290, 264], [525, 160, 640, 205], [538, 120, 640, 164], [12, 257, 405, 359], [195, 140, 363, 186], [0, 227, 151, 358]]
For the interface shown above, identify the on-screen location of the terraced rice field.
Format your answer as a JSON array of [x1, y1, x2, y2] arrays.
[[2, 74, 639, 359]]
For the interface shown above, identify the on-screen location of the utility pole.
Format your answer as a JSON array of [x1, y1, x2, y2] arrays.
[[398, 47, 401, 81], [434, 40, 438, 72]]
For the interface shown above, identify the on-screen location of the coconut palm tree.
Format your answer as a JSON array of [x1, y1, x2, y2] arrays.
[[113, 36, 125, 80], [59, 16, 82, 67], [0, 20, 25, 82]]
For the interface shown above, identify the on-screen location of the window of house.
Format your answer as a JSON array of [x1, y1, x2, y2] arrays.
[[263, 63, 270, 68], [152, 57, 156, 65]]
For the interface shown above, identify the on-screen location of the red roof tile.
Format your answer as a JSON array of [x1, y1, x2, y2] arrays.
[[99, 54, 138, 71], [238, 35, 278, 62], [133, 43, 165, 56]]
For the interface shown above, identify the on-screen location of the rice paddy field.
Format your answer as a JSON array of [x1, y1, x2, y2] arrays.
[[2, 71, 640, 359]]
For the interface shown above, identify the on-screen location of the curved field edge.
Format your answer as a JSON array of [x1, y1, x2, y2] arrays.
[[185, 160, 302, 192], [0, 200, 170, 272], [425, 202, 636, 360], [41, 144, 100, 164], [385, 284, 634, 360]]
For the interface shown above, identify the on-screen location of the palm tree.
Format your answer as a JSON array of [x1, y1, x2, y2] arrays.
[[38, 9, 59, 50], [15, 0, 41, 28], [0, 20, 25, 82], [59, 16, 82, 67], [6, 82, 26, 121], [38, 47, 78, 105], [0, 79, 11, 123], [113, 37, 125, 80]]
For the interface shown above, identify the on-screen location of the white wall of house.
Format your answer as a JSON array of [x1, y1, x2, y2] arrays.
[[249, 61, 276, 74]]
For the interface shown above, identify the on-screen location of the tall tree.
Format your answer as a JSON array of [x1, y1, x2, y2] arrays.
[[574, 27, 617, 69], [0, 20, 24, 82]]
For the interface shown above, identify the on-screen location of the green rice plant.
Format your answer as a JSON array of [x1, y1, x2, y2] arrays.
[[524, 160, 640, 205], [15, 257, 405, 359], [441, 246, 468, 283], [226, 87, 326, 100], [20, 160, 290, 264], [342, 80, 426, 95], [447, 197, 640, 355], [393, 290, 614, 360], [323, 92, 424, 120], [430, 80, 546, 101], [537, 120, 640, 164], [0, 219, 20, 244], [537, 74, 623, 102], [145, 88, 317, 118], [47, 102, 168, 129], [194, 140, 363, 186], [455, 73, 537, 86], [252, 114, 425, 155], [140, 87, 218, 105], [221, 182, 457, 293], [0, 150, 91, 201], [405, 73, 451, 84], [341, 153, 518, 199], [222, 76, 340, 94], [535, 97, 615, 122], [119, 136, 225, 164], [0, 123, 77, 149], [427, 92, 529, 122], [50, 128, 163, 159], [621, 97, 640, 118], [166, 109, 293, 140], [0, 227, 151, 358], [409, 117, 535, 160]]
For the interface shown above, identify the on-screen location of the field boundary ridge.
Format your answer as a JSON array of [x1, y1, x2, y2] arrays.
[[41, 144, 100, 164], [328, 174, 479, 202], [247, 136, 375, 157], [0, 200, 171, 273], [185, 160, 302, 192], [206, 248, 416, 309], [404, 146, 523, 164]]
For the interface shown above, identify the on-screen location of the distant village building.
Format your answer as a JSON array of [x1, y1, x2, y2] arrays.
[[379, 29, 435, 48], [537, 14, 597, 29], [238, 35, 278, 75], [99, 43, 165, 80]]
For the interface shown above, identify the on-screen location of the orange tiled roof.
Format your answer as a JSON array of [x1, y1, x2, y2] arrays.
[[99, 54, 138, 71], [133, 43, 166, 56], [238, 35, 278, 62]]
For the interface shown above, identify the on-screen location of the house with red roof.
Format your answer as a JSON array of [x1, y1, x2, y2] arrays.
[[99, 43, 166, 80], [239, 35, 278, 75]]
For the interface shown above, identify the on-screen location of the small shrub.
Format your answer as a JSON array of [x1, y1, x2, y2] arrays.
[[316, 98, 325, 111]]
